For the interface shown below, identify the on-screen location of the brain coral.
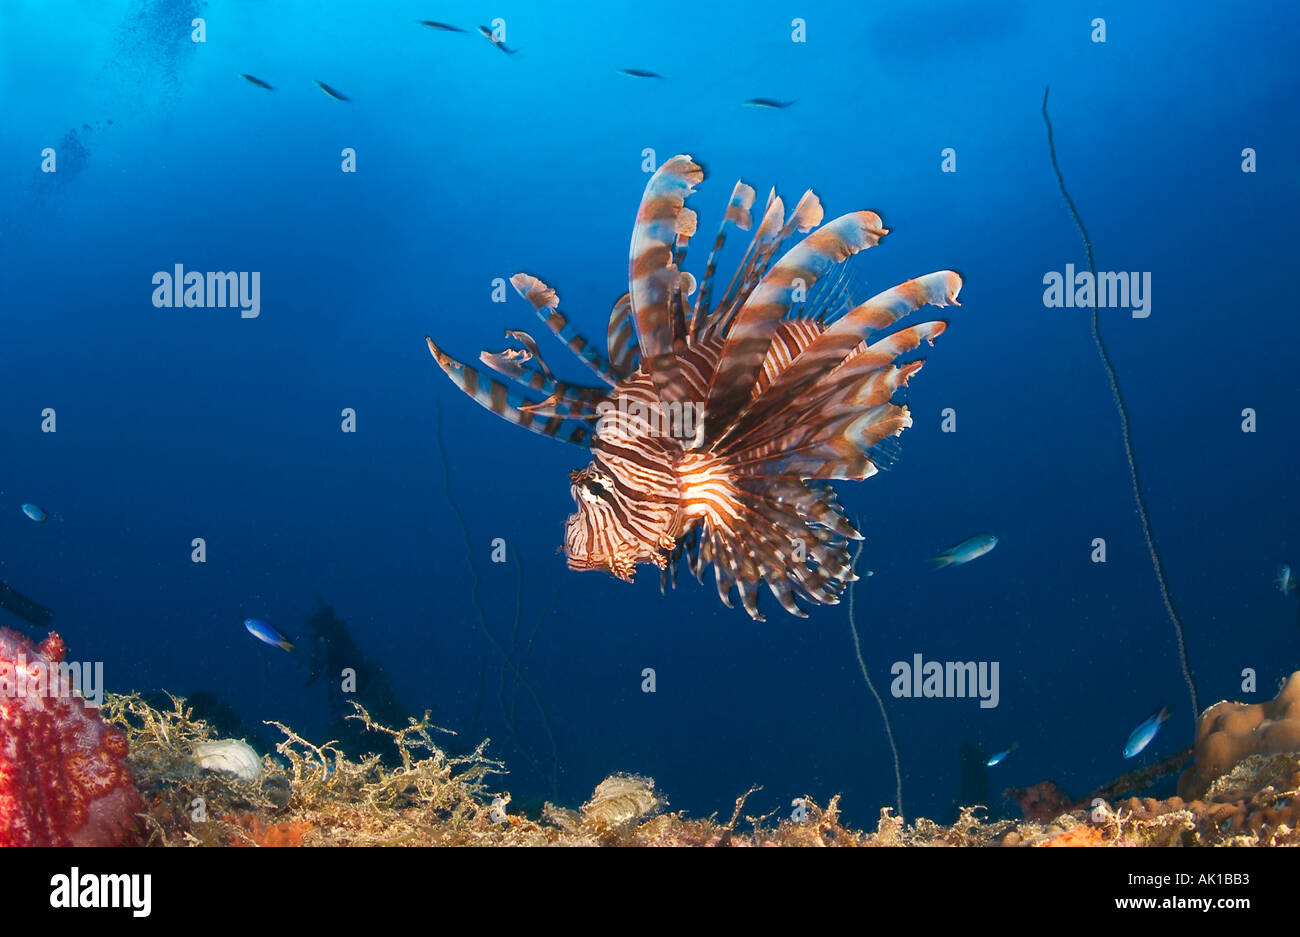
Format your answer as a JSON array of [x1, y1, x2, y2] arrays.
[[1178, 671, 1300, 800], [0, 628, 142, 845]]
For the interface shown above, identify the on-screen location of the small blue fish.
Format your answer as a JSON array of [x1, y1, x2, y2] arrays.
[[244, 618, 295, 652], [20, 503, 47, 523], [1278, 565, 1296, 594], [1123, 706, 1171, 759], [932, 534, 998, 568], [239, 73, 274, 90], [986, 744, 1018, 767], [744, 97, 795, 109]]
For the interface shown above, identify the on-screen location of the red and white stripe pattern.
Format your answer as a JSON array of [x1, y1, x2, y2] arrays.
[[427, 156, 964, 618]]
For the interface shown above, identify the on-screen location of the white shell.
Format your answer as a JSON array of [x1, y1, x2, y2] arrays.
[[194, 739, 263, 781]]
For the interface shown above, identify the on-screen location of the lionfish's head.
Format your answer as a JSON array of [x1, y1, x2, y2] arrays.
[[564, 462, 666, 582]]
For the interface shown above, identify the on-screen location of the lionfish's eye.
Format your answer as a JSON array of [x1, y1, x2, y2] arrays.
[[583, 478, 609, 499]]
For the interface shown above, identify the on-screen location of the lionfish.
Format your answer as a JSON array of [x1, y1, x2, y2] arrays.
[[427, 156, 962, 619]]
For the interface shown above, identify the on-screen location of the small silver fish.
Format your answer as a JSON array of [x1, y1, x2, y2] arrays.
[[932, 534, 998, 568], [477, 25, 517, 54], [619, 68, 663, 79], [744, 98, 795, 109], [986, 744, 1017, 767], [244, 618, 295, 652], [1123, 706, 1170, 759], [1278, 564, 1296, 594], [239, 73, 274, 90], [20, 503, 47, 523], [313, 80, 351, 102]]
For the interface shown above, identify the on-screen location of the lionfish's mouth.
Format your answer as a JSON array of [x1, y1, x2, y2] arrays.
[[562, 547, 601, 573], [563, 523, 639, 582]]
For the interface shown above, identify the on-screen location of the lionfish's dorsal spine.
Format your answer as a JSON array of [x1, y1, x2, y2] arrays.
[[605, 292, 639, 378], [709, 190, 826, 343], [707, 190, 785, 339], [700, 211, 888, 446], [425, 337, 592, 445], [627, 156, 705, 407], [477, 333, 601, 422], [424, 274, 620, 446], [741, 189, 824, 299], [668, 208, 698, 343], [510, 274, 618, 387], [690, 180, 756, 339]]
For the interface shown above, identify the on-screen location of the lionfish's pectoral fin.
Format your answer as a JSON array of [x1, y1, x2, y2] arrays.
[[426, 336, 593, 445], [701, 211, 890, 447], [718, 271, 963, 455], [677, 275, 960, 621]]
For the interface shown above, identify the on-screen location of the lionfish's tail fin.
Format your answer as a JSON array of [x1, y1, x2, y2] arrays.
[[701, 211, 889, 446], [426, 337, 593, 445], [627, 155, 705, 405], [510, 274, 618, 387]]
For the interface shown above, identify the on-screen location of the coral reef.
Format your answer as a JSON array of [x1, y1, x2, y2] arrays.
[[102, 692, 506, 846], [1040, 825, 1107, 847], [0, 629, 141, 845], [100, 691, 889, 846], [1005, 781, 1073, 824], [86, 686, 1300, 847], [1178, 672, 1300, 799], [997, 750, 1300, 847], [1085, 745, 1192, 803]]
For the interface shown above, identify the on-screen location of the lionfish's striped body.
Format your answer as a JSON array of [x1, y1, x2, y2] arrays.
[[427, 156, 962, 619]]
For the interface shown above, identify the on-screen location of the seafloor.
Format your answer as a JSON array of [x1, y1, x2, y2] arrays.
[[102, 676, 1300, 847]]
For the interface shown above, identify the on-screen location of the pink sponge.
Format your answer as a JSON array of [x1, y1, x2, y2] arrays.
[[0, 628, 141, 845]]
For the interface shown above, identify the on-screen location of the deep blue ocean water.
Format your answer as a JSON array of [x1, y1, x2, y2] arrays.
[[2, 0, 1297, 828]]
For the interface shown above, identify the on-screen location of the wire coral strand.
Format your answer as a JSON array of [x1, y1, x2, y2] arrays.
[[433, 400, 509, 693], [848, 543, 904, 819], [434, 398, 563, 795], [1042, 86, 1199, 726]]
